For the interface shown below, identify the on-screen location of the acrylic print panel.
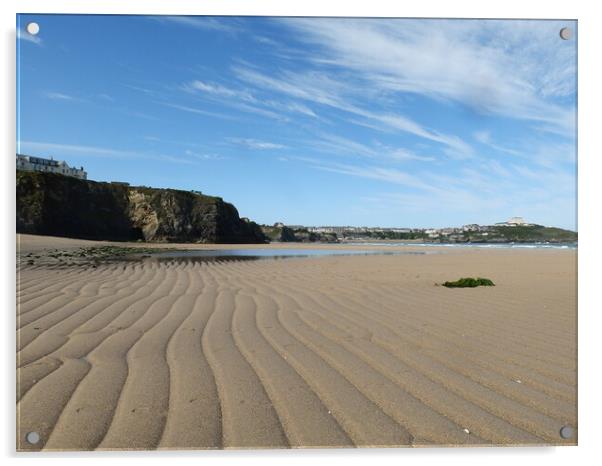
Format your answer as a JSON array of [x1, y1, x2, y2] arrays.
[[16, 14, 577, 451]]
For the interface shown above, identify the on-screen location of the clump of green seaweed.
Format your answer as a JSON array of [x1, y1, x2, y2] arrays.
[[442, 277, 495, 288]]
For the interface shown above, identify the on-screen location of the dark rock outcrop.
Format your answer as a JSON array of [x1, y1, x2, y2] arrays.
[[16, 171, 267, 243], [261, 224, 298, 242], [260, 224, 339, 243]]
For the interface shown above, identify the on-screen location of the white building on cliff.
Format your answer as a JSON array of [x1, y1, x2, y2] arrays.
[[495, 216, 532, 227], [16, 154, 87, 180]]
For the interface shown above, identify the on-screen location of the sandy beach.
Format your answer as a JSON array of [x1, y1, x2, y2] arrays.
[[16, 234, 577, 450]]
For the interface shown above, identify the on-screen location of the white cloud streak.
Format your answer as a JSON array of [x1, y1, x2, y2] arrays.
[[473, 130, 521, 156], [228, 138, 287, 150], [183, 78, 321, 122], [44, 92, 75, 101], [309, 133, 435, 163], [19, 141, 200, 165], [283, 18, 576, 137], [233, 66, 474, 157], [153, 16, 238, 33], [184, 149, 224, 160], [183, 80, 255, 101], [161, 102, 236, 120], [17, 28, 42, 45]]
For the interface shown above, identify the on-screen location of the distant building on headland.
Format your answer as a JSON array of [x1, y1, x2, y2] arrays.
[[16, 154, 87, 180], [495, 216, 532, 227]]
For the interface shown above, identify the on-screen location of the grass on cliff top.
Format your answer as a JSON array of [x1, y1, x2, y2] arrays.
[[442, 277, 495, 288]]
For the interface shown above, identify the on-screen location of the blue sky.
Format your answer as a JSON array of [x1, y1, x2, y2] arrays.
[[16, 15, 577, 229]]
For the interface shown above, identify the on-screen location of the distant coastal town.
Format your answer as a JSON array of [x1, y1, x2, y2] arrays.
[[284, 216, 532, 240], [262, 217, 576, 244]]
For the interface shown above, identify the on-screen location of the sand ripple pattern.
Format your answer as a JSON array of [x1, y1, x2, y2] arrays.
[[16, 251, 577, 450]]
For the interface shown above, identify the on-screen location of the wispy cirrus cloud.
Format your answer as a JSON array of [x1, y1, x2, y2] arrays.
[[184, 149, 225, 160], [293, 157, 458, 200], [152, 16, 239, 33], [228, 138, 287, 150], [472, 130, 576, 169], [143, 135, 208, 148], [363, 112, 474, 158], [19, 141, 201, 165], [384, 148, 436, 163], [291, 151, 574, 227], [309, 133, 435, 163], [233, 65, 474, 158], [17, 28, 42, 45], [43, 91, 77, 101], [123, 84, 161, 97], [285, 101, 317, 118], [182, 78, 319, 122], [233, 66, 350, 110], [43, 89, 160, 121], [161, 102, 236, 120], [283, 18, 576, 137], [183, 80, 255, 101], [473, 130, 521, 156], [97, 93, 114, 102]]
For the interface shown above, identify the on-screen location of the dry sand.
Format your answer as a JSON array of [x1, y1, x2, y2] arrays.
[[16, 234, 577, 450]]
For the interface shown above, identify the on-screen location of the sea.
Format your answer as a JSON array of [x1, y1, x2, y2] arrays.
[[148, 242, 576, 263], [343, 242, 577, 250]]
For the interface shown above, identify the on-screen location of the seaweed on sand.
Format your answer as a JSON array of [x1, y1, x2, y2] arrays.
[[442, 277, 495, 288]]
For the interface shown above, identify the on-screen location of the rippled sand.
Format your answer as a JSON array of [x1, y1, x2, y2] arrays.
[[16, 235, 577, 450]]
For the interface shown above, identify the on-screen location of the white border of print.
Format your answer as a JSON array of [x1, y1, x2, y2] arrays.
[[2, 1, 600, 466]]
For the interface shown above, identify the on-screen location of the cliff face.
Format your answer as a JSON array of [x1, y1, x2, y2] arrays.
[[16, 171, 267, 243], [260, 225, 339, 243]]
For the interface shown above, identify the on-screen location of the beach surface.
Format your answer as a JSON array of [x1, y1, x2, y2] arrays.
[[16, 234, 577, 450]]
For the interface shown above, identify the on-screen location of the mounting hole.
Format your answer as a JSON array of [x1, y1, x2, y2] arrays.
[[26, 22, 40, 36], [25, 431, 40, 445], [559, 27, 572, 40], [559, 425, 574, 439]]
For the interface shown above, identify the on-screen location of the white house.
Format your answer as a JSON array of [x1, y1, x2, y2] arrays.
[[495, 216, 531, 227], [17, 154, 87, 180]]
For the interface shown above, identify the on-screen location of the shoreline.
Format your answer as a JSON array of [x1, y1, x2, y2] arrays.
[[16, 234, 576, 268], [17, 233, 577, 254]]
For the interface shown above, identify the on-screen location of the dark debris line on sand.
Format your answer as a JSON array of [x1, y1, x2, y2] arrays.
[[17, 245, 176, 267]]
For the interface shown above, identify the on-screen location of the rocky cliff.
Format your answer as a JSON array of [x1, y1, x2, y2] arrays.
[[261, 224, 339, 243], [16, 171, 267, 243]]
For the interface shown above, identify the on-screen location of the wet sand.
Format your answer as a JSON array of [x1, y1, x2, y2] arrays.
[[16, 234, 577, 450]]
